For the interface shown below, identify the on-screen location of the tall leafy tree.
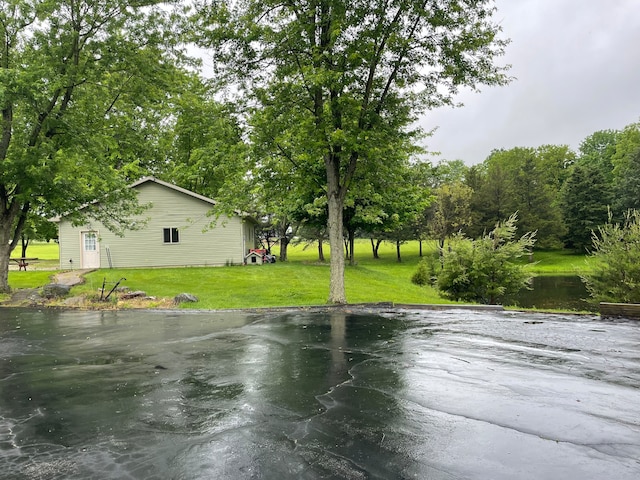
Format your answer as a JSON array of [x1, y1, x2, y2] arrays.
[[195, 0, 510, 303], [426, 181, 473, 253], [163, 80, 251, 208], [469, 147, 566, 247], [0, 0, 189, 292], [363, 160, 431, 263], [560, 163, 611, 252], [249, 94, 328, 262], [535, 144, 575, 190], [510, 151, 565, 248], [466, 150, 514, 238], [611, 122, 640, 214], [577, 129, 618, 182]]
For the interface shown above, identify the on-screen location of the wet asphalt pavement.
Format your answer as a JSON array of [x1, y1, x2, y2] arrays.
[[0, 307, 639, 479]]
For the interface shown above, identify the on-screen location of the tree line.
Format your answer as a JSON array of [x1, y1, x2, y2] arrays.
[[236, 121, 640, 262]]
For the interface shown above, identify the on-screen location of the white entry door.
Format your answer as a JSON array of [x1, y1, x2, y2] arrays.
[[81, 231, 100, 268]]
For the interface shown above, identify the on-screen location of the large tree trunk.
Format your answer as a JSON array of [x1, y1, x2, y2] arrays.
[[278, 222, 290, 262], [279, 236, 289, 262], [0, 198, 29, 293], [0, 243, 12, 294], [326, 158, 346, 304]]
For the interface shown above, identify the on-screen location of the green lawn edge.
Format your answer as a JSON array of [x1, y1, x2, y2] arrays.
[[4, 241, 592, 310]]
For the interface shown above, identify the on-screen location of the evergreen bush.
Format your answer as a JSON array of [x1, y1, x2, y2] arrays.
[[582, 210, 640, 304], [411, 258, 431, 286], [436, 214, 536, 304]]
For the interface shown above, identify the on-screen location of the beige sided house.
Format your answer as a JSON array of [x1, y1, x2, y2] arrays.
[[55, 177, 257, 269]]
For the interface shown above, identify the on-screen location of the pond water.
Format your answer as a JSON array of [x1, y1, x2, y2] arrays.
[[1, 307, 639, 479], [508, 275, 591, 311]]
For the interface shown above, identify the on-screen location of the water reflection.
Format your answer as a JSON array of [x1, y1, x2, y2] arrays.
[[508, 275, 592, 311], [1, 307, 639, 479]]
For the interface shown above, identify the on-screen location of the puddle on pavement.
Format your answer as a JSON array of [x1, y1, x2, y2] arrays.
[[1, 307, 639, 479]]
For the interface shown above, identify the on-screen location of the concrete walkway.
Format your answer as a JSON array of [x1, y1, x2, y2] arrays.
[[52, 269, 94, 287]]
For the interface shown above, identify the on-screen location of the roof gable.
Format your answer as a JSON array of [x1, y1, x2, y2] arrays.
[[53, 177, 257, 224], [130, 177, 217, 206]]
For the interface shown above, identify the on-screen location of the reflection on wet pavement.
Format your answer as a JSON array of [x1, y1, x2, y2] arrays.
[[1, 307, 639, 479]]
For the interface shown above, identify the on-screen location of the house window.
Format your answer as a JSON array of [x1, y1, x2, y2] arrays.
[[84, 232, 97, 251], [163, 228, 180, 244]]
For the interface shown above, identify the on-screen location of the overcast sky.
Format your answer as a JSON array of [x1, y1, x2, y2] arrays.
[[420, 0, 640, 165]]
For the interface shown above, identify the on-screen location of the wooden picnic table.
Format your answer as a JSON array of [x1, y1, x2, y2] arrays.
[[10, 257, 38, 271]]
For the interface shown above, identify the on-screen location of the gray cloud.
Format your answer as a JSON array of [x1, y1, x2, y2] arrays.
[[421, 0, 640, 164]]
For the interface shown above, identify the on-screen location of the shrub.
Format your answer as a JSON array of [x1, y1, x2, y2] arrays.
[[411, 258, 431, 286], [436, 214, 536, 304], [582, 210, 640, 304]]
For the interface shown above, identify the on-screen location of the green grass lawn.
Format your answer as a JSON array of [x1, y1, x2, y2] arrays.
[[10, 241, 60, 269], [5, 242, 60, 299], [518, 249, 592, 275], [76, 241, 453, 309], [4, 240, 592, 309]]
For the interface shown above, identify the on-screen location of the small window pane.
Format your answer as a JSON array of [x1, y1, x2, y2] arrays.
[[84, 233, 97, 251], [163, 228, 179, 244]]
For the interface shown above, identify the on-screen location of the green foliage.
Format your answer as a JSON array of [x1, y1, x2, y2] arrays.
[[467, 147, 567, 247], [436, 214, 536, 304], [578, 129, 618, 182], [582, 210, 640, 304], [611, 125, 640, 214], [411, 258, 431, 286], [194, 0, 511, 303], [164, 84, 251, 210], [560, 163, 611, 252], [0, 0, 191, 292], [426, 181, 473, 250]]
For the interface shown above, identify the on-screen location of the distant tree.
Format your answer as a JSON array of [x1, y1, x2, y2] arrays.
[[510, 153, 565, 248], [426, 181, 473, 254], [436, 214, 536, 304], [463, 163, 486, 238], [431, 159, 469, 186], [18, 214, 58, 259], [560, 163, 611, 252], [582, 210, 640, 304], [404, 161, 438, 257], [535, 144, 576, 190], [165, 83, 250, 205], [468, 147, 565, 247], [611, 122, 640, 214], [577, 129, 618, 182], [363, 160, 431, 263], [466, 152, 512, 238]]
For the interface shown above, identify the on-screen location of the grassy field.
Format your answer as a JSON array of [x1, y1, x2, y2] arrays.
[[6, 242, 60, 293], [516, 249, 591, 275], [75, 241, 455, 309], [5, 240, 592, 309]]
